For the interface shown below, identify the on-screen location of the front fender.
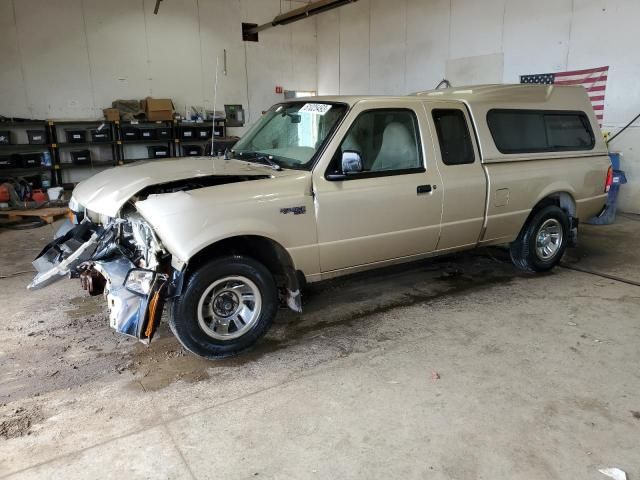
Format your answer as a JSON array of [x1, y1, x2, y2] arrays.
[[135, 190, 317, 267]]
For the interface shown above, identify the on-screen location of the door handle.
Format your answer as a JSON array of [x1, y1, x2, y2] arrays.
[[417, 184, 433, 195]]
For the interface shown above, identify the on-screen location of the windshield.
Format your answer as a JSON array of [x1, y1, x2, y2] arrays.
[[232, 102, 348, 170]]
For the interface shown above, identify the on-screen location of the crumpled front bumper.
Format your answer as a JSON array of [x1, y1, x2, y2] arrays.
[[28, 220, 169, 343], [29, 222, 104, 290]]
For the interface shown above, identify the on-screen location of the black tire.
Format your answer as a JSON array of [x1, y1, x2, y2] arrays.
[[169, 255, 278, 359], [509, 205, 569, 273]]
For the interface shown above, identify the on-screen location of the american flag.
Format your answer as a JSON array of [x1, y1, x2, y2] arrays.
[[521, 66, 608, 125]]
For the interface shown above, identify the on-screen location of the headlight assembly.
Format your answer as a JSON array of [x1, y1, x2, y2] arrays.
[[124, 268, 156, 296]]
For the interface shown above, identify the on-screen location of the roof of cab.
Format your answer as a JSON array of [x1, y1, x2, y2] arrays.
[[293, 84, 590, 109]]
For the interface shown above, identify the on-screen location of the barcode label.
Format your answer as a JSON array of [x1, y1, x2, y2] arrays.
[[299, 103, 332, 115]]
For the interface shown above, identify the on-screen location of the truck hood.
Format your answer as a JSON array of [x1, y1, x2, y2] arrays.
[[72, 156, 293, 217]]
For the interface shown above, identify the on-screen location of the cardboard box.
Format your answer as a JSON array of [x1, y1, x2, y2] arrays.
[[103, 108, 120, 122], [145, 97, 174, 121]]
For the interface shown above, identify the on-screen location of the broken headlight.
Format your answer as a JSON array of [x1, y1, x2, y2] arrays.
[[124, 268, 155, 296]]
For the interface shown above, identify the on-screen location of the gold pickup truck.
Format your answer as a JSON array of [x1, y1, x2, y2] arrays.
[[29, 84, 611, 359]]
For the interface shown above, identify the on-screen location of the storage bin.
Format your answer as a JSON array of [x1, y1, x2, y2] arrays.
[[90, 128, 111, 143], [20, 153, 41, 167], [196, 126, 212, 139], [0, 130, 11, 145], [121, 126, 139, 140], [182, 145, 202, 156], [147, 146, 169, 159], [181, 126, 196, 140], [71, 150, 91, 165], [138, 127, 158, 140], [157, 127, 172, 139], [0, 155, 16, 169], [65, 129, 87, 143], [27, 130, 46, 145]]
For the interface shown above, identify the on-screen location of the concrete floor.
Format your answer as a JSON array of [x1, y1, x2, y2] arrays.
[[1, 216, 639, 479]]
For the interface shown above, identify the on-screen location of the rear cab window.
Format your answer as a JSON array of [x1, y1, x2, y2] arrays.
[[487, 109, 595, 154], [432, 109, 475, 165]]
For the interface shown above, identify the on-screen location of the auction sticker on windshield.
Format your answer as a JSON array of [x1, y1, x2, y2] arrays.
[[299, 103, 332, 115]]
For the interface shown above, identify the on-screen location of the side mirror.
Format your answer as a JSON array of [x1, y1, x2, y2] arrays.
[[341, 151, 363, 175]]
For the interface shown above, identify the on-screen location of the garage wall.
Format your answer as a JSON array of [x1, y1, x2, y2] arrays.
[[0, 0, 317, 131], [316, 0, 640, 213]]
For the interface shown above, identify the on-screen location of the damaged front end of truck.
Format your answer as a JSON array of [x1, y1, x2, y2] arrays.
[[26, 154, 305, 350], [28, 206, 174, 343]]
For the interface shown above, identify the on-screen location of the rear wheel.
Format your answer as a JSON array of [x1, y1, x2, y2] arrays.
[[170, 255, 278, 359], [510, 205, 569, 272]]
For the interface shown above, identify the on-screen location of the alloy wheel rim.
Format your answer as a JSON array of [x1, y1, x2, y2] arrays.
[[535, 218, 563, 261], [197, 276, 262, 340]]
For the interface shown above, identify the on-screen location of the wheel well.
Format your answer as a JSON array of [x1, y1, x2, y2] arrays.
[[517, 192, 577, 241], [529, 192, 576, 218], [186, 235, 301, 296]]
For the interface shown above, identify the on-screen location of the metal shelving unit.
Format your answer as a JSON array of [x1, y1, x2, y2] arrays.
[[116, 120, 176, 163], [0, 121, 56, 187], [176, 119, 226, 156], [50, 120, 118, 188], [1, 115, 234, 190]]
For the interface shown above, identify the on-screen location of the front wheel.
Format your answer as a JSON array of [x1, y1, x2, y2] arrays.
[[169, 255, 278, 359], [510, 205, 569, 272]]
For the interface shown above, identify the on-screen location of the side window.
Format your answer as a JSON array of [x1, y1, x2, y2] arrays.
[[332, 109, 423, 175], [487, 109, 595, 153], [432, 109, 475, 165]]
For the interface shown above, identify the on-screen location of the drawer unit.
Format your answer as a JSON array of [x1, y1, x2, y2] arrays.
[[65, 129, 87, 143], [121, 126, 139, 141], [180, 126, 196, 140], [138, 127, 158, 140], [90, 128, 111, 143], [147, 146, 170, 159], [71, 149, 91, 165], [27, 130, 46, 145]]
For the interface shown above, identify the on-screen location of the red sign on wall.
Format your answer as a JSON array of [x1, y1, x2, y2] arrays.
[[275, 86, 283, 94]]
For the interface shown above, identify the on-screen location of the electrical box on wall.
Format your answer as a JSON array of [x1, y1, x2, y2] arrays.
[[242, 23, 259, 42]]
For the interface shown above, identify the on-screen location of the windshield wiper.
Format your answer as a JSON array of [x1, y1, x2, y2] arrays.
[[235, 152, 282, 171]]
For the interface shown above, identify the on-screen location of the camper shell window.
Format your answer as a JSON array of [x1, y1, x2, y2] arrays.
[[487, 109, 595, 154]]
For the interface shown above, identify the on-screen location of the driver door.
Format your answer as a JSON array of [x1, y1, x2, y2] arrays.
[[312, 100, 443, 273]]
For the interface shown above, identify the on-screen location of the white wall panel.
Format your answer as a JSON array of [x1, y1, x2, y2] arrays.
[[449, 0, 506, 59], [338, 0, 370, 95], [369, 0, 406, 95], [613, 129, 640, 213], [196, 0, 247, 123], [0, 0, 29, 117], [82, 0, 150, 111], [502, 0, 572, 83], [290, 16, 318, 93], [316, 9, 339, 95], [405, 0, 449, 94], [245, 0, 295, 123], [569, 0, 640, 126], [143, 0, 204, 112], [446, 53, 504, 85], [14, 0, 94, 119]]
